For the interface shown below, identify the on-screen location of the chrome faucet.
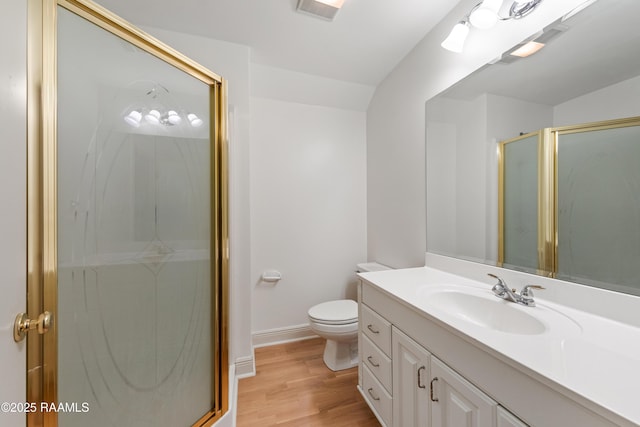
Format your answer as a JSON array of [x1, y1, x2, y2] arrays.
[[487, 274, 545, 307]]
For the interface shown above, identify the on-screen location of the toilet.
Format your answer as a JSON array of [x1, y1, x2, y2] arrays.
[[308, 262, 391, 371]]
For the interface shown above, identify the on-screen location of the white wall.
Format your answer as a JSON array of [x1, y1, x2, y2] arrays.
[[249, 98, 367, 332], [367, 0, 587, 268], [0, 1, 26, 425], [249, 65, 371, 337], [554, 74, 640, 126]]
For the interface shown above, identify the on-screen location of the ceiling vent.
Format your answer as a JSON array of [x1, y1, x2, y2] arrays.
[[296, 0, 344, 21]]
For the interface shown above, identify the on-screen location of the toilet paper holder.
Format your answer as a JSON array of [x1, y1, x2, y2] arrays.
[[261, 270, 282, 283]]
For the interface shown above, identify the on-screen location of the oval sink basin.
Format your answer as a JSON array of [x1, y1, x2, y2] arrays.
[[424, 290, 546, 335]]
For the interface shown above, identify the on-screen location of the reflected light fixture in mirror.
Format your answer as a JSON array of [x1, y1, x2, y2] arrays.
[[124, 108, 205, 128], [124, 110, 142, 127], [188, 113, 203, 127], [145, 109, 161, 124], [442, 0, 545, 53], [167, 110, 181, 125], [510, 40, 545, 57]]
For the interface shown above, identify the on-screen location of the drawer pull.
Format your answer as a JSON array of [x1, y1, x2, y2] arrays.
[[417, 366, 426, 389], [367, 387, 381, 401], [367, 324, 380, 334], [430, 377, 439, 402], [367, 356, 380, 368]]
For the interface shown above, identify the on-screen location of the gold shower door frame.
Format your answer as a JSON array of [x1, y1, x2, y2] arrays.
[[497, 130, 554, 275], [498, 116, 640, 277], [26, 0, 229, 425]]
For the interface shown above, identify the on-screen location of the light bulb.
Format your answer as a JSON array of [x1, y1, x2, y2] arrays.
[[469, 0, 502, 29], [441, 21, 470, 53], [188, 113, 203, 127], [167, 110, 182, 125], [145, 109, 161, 124], [124, 110, 142, 127]]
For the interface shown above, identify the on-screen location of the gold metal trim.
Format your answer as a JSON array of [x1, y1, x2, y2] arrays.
[[27, 0, 229, 425], [538, 128, 554, 275], [550, 115, 640, 134]]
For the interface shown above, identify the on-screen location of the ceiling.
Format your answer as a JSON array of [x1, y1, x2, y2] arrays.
[[94, 0, 459, 87]]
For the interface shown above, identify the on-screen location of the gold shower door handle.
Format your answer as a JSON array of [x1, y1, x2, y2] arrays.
[[13, 311, 52, 342]]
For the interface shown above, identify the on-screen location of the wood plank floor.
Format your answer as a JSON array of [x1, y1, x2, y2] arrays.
[[236, 337, 381, 427]]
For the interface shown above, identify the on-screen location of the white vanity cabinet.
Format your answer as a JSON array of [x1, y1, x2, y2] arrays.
[[357, 267, 637, 427], [359, 282, 529, 427]]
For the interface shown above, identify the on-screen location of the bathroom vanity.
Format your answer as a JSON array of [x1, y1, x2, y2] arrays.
[[357, 256, 640, 427]]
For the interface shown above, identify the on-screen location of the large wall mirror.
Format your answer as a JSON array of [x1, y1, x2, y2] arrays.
[[426, 0, 640, 296]]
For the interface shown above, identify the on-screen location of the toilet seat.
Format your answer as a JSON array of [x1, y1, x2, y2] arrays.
[[308, 300, 357, 325]]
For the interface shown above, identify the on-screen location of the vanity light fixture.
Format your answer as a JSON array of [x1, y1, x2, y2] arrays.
[[442, 0, 544, 53], [441, 21, 471, 53], [469, 0, 503, 30]]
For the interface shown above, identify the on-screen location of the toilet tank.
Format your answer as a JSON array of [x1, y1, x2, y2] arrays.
[[356, 262, 391, 273]]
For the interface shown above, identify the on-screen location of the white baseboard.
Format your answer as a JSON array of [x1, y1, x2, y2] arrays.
[[234, 355, 255, 379], [252, 324, 318, 348]]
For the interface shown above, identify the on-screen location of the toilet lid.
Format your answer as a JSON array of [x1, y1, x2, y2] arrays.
[[308, 300, 358, 325]]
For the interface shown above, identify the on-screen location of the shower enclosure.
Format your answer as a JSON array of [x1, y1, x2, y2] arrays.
[[499, 117, 640, 296], [24, 1, 228, 426]]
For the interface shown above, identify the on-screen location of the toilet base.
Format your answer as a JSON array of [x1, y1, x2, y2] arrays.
[[323, 338, 358, 371]]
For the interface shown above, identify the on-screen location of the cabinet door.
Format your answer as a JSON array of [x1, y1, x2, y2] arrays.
[[497, 406, 529, 427], [431, 357, 497, 427], [392, 327, 430, 427]]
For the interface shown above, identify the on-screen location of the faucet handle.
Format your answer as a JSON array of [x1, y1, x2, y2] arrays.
[[521, 284, 545, 298], [487, 273, 508, 296]]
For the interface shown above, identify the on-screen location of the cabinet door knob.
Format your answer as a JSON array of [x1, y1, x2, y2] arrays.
[[430, 377, 439, 402]]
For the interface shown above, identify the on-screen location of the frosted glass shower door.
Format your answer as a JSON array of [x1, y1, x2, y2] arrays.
[[556, 124, 640, 295], [53, 5, 222, 426], [499, 132, 540, 272]]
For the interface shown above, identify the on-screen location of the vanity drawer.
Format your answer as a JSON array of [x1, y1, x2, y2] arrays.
[[361, 364, 392, 427], [361, 334, 392, 393], [361, 303, 392, 356]]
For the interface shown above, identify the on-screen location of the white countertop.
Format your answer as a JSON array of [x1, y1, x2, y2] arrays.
[[358, 266, 640, 426]]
